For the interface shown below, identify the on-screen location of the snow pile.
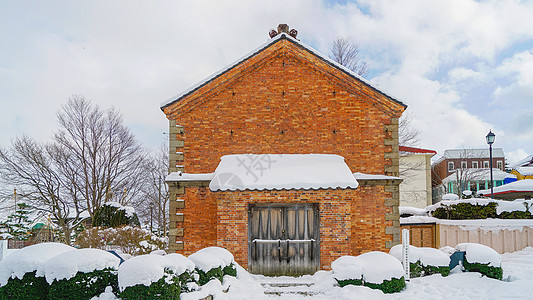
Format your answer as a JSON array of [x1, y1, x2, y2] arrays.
[[442, 193, 459, 201], [118, 253, 194, 291], [44, 248, 120, 283], [331, 251, 404, 284], [331, 256, 363, 281], [455, 243, 501, 267], [389, 245, 450, 267], [209, 154, 359, 191], [0, 242, 75, 286], [188, 246, 235, 272], [399, 206, 428, 216]]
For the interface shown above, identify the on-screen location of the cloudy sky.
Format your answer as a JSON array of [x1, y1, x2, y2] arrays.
[[1, 0, 532, 165]]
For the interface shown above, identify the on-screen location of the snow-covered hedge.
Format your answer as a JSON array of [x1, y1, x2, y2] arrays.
[[118, 253, 196, 299], [428, 198, 533, 220], [0, 243, 75, 299], [389, 245, 450, 278], [331, 251, 406, 293], [456, 243, 503, 280], [44, 248, 120, 299], [188, 247, 237, 286]]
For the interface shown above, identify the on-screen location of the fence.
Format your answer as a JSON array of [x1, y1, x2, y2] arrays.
[[401, 219, 533, 254]]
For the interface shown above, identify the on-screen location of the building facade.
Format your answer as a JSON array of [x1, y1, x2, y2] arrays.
[[160, 26, 406, 274], [399, 146, 437, 208]]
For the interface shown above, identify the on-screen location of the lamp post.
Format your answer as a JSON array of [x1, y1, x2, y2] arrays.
[[486, 130, 496, 199]]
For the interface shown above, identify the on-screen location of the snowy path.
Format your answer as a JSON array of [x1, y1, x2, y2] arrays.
[[221, 247, 533, 300]]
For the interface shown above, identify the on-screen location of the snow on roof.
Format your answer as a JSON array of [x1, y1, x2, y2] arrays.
[[209, 154, 358, 191], [437, 219, 533, 232], [44, 248, 120, 283], [0, 242, 75, 286], [441, 168, 515, 183], [515, 166, 533, 176], [399, 146, 437, 155], [455, 243, 501, 267], [477, 179, 533, 196], [441, 148, 505, 159], [352, 172, 400, 181], [160, 33, 406, 110], [399, 206, 428, 216], [166, 172, 215, 182], [512, 154, 533, 168]]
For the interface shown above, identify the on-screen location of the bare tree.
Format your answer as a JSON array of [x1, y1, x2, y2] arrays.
[[0, 136, 84, 243], [139, 145, 169, 236], [52, 96, 147, 218], [399, 112, 421, 147], [0, 96, 148, 243], [330, 37, 369, 77]]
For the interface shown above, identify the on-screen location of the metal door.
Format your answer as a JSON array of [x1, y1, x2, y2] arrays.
[[248, 203, 320, 276]]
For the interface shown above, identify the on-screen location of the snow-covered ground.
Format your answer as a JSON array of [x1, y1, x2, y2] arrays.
[[210, 247, 533, 300]]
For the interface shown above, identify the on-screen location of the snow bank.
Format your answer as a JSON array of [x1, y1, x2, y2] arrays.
[[389, 245, 450, 267], [331, 252, 404, 284], [118, 253, 194, 291], [455, 243, 501, 267], [331, 256, 363, 281], [188, 247, 234, 272], [0, 242, 75, 286], [44, 248, 120, 283]]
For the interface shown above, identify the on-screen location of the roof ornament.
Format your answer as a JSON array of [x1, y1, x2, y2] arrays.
[[269, 24, 299, 40]]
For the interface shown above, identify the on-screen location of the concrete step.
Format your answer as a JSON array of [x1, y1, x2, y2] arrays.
[[261, 282, 323, 296]]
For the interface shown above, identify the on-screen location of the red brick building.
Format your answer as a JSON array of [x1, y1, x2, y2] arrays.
[[161, 25, 406, 275]]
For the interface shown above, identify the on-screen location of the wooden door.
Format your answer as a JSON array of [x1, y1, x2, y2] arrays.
[[248, 203, 320, 276]]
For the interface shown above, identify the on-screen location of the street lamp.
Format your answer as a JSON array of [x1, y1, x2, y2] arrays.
[[486, 130, 496, 199]]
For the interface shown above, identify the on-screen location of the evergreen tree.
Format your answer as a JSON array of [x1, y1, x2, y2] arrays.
[[4, 202, 33, 240]]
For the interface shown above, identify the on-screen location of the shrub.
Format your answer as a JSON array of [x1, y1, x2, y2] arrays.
[[336, 278, 363, 287], [409, 261, 450, 278], [120, 268, 180, 300], [92, 202, 140, 228], [76, 226, 168, 255], [48, 268, 118, 300], [0, 271, 49, 300], [222, 263, 237, 277], [364, 277, 406, 294], [463, 258, 503, 280], [196, 267, 224, 286]]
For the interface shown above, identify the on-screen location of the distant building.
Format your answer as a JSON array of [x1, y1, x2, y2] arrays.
[[510, 154, 533, 180], [431, 148, 510, 201], [399, 146, 437, 208]]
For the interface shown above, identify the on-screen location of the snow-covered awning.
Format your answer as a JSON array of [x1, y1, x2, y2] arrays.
[[353, 172, 401, 181], [210, 154, 358, 191]]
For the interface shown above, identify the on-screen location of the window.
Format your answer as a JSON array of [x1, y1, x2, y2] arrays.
[[472, 161, 478, 168], [497, 161, 503, 170], [461, 161, 467, 169], [448, 162, 454, 171], [483, 161, 489, 168]]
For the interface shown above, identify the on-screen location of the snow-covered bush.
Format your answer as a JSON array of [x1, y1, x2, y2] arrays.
[[331, 251, 405, 293], [0, 243, 74, 299], [455, 243, 503, 280], [188, 247, 237, 286], [92, 202, 140, 228], [44, 248, 120, 299], [75, 225, 168, 255], [389, 245, 450, 278], [118, 253, 196, 299]]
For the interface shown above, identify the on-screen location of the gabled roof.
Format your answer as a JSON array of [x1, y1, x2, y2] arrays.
[[512, 154, 533, 168], [399, 146, 437, 155], [478, 179, 533, 199], [160, 33, 406, 110]]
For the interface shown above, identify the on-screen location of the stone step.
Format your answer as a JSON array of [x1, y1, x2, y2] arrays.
[[261, 282, 323, 296]]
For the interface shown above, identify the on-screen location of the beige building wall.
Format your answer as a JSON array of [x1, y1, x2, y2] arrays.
[[400, 154, 433, 208]]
